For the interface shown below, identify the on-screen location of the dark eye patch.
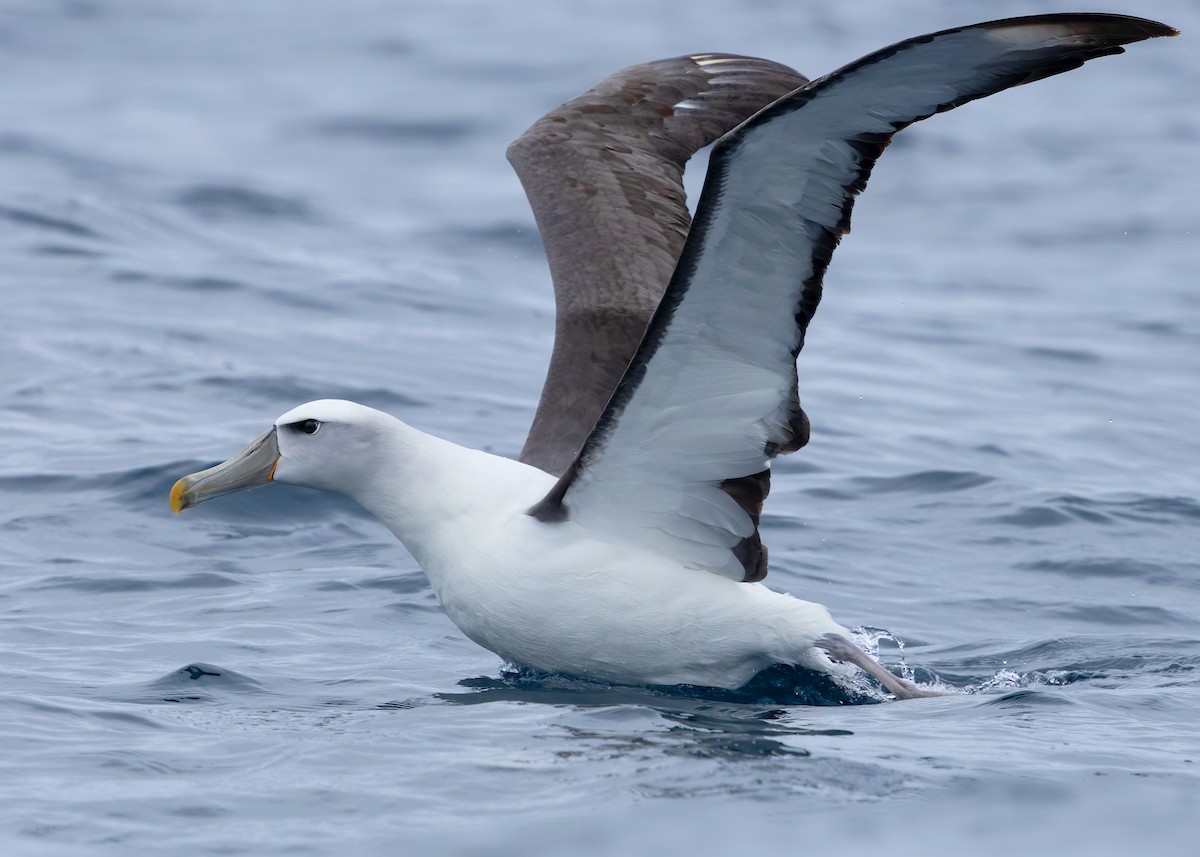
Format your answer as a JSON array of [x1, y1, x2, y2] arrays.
[[290, 419, 321, 435]]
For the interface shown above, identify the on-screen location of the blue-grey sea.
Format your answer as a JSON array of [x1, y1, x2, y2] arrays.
[[2, 0, 1197, 854]]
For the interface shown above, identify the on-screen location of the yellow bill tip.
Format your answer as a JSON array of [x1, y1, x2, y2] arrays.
[[169, 477, 191, 515]]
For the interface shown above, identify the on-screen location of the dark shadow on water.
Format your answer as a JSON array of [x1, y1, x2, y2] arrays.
[[406, 667, 869, 755], [436, 663, 879, 713]]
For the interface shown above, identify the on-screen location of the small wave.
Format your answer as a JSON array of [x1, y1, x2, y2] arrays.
[[308, 115, 476, 144], [0, 459, 370, 525], [851, 470, 994, 495], [149, 663, 262, 689], [1021, 346, 1102, 364], [193, 375, 426, 411], [119, 663, 268, 705], [989, 494, 1200, 531], [1084, 494, 1200, 524], [92, 663, 271, 707], [32, 243, 106, 258], [164, 275, 245, 292], [990, 506, 1074, 528], [340, 574, 429, 595], [175, 184, 316, 223], [0, 202, 104, 239], [1020, 557, 1186, 587], [0, 460, 210, 504], [132, 374, 427, 419], [364, 38, 415, 57], [1051, 603, 1190, 627], [32, 572, 239, 594], [799, 486, 857, 501], [1120, 319, 1184, 336], [938, 634, 1200, 694], [978, 688, 1074, 708]]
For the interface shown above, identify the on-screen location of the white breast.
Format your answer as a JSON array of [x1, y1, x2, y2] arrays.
[[416, 490, 853, 688]]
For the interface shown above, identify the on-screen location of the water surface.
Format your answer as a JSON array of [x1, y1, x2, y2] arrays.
[[1, 0, 1197, 854]]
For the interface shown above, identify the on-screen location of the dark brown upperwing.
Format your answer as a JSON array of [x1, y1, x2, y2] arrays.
[[509, 54, 809, 476]]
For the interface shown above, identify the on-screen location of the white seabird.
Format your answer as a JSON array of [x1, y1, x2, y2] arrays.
[[170, 14, 1176, 700]]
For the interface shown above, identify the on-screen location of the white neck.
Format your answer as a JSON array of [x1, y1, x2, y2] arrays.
[[340, 417, 553, 578]]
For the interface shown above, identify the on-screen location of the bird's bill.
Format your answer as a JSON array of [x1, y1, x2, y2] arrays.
[[169, 426, 280, 514]]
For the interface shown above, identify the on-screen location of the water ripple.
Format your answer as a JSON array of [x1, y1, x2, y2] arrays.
[[852, 470, 994, 494], [175, 185, 316, 223], [32, 572, 239, 593], [1020, 557, 1188, 587], [307, 116, 477, 144], [0, 203, 104, 240]]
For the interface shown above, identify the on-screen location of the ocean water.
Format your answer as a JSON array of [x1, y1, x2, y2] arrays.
[[1, 0, 1198, 854]]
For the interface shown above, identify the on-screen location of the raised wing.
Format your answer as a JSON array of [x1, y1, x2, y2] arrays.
[[529, 14, 1177, 581], [510, 54, 809, 476]]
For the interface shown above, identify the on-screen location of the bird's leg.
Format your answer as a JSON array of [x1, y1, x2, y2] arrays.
[[816, 633, 948, 700]]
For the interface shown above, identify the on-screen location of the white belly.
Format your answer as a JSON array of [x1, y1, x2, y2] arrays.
[[420, 511, 852, 689]]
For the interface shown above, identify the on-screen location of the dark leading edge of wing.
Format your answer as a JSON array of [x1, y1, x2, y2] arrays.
[[529, 14, 1177, 583]]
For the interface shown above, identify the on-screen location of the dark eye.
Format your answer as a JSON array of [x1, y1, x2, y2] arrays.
[[297, 419, 321, 435]]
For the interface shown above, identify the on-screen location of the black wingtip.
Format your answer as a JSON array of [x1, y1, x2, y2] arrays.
[[1077, 14, 1179, 40], [1119, 17, 1179, 40], [978, 13, 1179, 43], [966, 14, 1178, 88]]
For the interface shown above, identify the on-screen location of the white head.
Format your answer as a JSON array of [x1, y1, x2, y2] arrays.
[[170, 399, 406, 512], [271, 399, 403, 494]]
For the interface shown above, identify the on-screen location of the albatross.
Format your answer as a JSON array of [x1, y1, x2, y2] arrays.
[[170, 14, 1176, 700]]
